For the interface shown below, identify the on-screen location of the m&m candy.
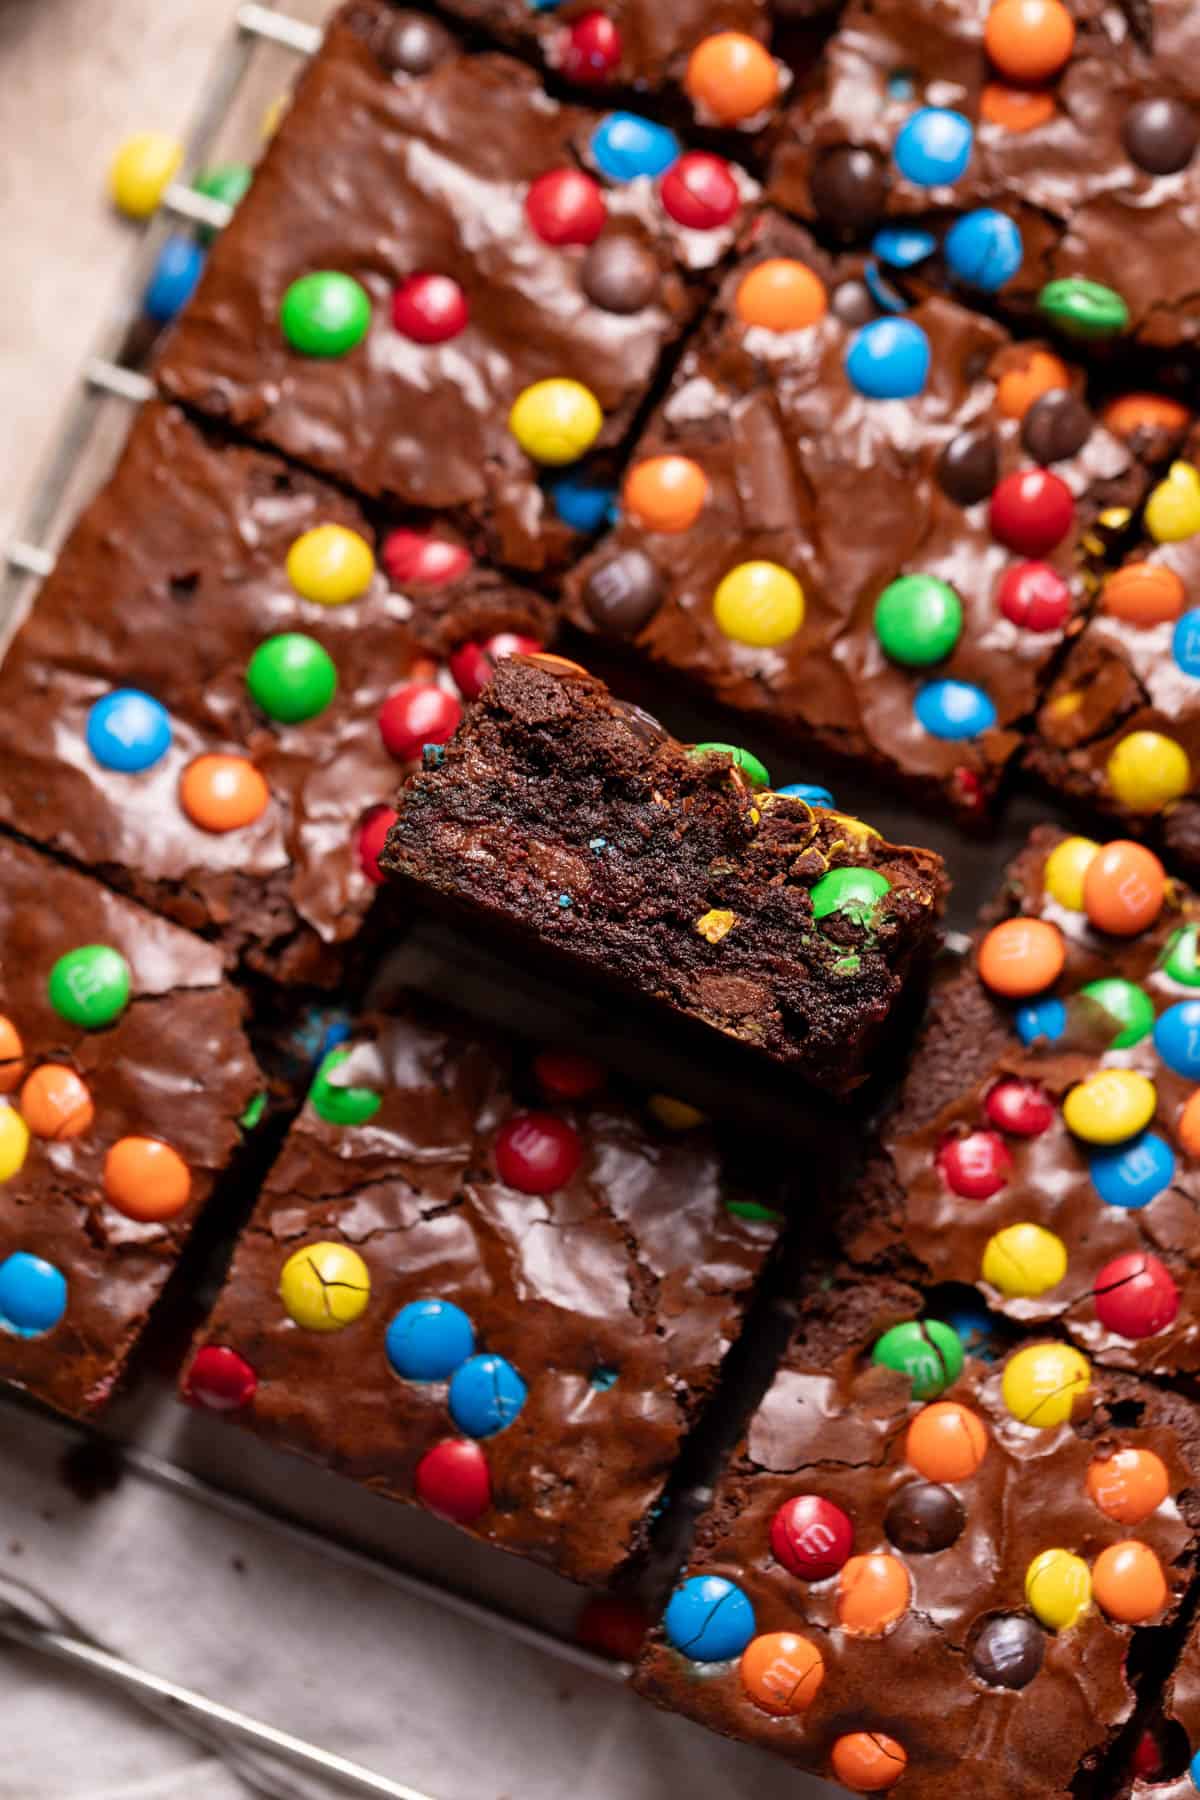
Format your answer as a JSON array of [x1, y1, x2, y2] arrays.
[[103, 1137, 191, 1222], [977, 916, 1064, 996], [830, 1732, 907, 1792], [391, 273, 470, 344], [533, 1049, 605, 1101], [664, 1575, 755, 1660], [378, 683, 461, 761], [995, 349, 1069, 420], [982, 1223, 1067, 1298], [1146, 462, 1200, 543], [109, 130, 182, 218], [970, 1613, 1044, 1688], [560, 12, 622, 83], [1024, 1548, 1091, 1631], [985, 1078, 1054, 1135], [386, 1299, 475, 1381], [247, 634, 337, 724], [193, 161, 252, 239], [1092, 1540, 1168, 1623], [884, 1482, 965, 1553], [524, 169, 607, 246], [691, 742, 770, 789], [509, 379, 603, 464], [914, 679, 996, 740], [0, 1021, 23, 1095], [659, 153, 740, 230], [1154, 1000, 1200, 1077], [684, 32, 778, 125], [623, 456, 708, 533], [1106, 732, 1190, 812], [1043, 835, 1097, 910], [1123, 98, 1200, 175], [589, 114, 680, 183], [1002, 1341, 1090, 1427], [415, 1439, 491, 1522], [1088, 1133, 1175, 1210], [810, 866, 890, 924], [984, 0, 1075, 81], [937, 1130, 1011, 1199], [1094, 1252, 1179, 1339], [450, 633, 541, 701], [280, 272, 371, 356], [835, 1553, 911, 1635], [1103, 562, 1185, 626], [143, 235, 205, 323], [1086, 1446, 1170, 1523], [874, 574, 962, 665], [873, 226, 936, 269], [1038, 277, 1129, 339], [770, 1494, 854, 1579], [1082, 840, 1164, 935], [1014, 997, 1060, 1044], [184, 1344, 257, 1412], [0, 1251, 67, 1338], [19, 1065, 93, 1140], [1178, 1090, 1200, 1157], [0, 1107, 30, 1183], [48, 945, 131, 1029], [546, 468, 616, 530], [739, 1633, 824, 1716], [494, 1113, 582, 1194], [382, 529, 471, 587], [180, 754, 269, 832], [287, 524, 375, 604], [713, 561, 803, 647], [279, 1241, 370, 1331], [943, 209, 1023, 291], [448, 1352, 528, 1437], [777, 782, 834, 808], [308, 1048, 382, 1126], [1174, 608, 1200, 677], [905, 1401, 988, 1481], [735, 259, 827, 332], [989, 469, 1074, 556], [845, 318, 930, 400], [872, 1319, 963, 1399], [1163, 923, 1200, 986], [1079, 977, 1154, 1047], [1064, 1069, 1156, 1145], [996, 562, 1070, 632], [893, 108, 973, 186], [86, 689, 171, 773]]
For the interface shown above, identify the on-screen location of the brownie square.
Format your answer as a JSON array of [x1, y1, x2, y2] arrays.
[[182, 996, 784, 1585], [565, 214, 1142, 818], [1117, 1610, 1200, 1794], [156, 0, 757, 572], [379, 653, 947, 1094], [0, 402, 548, 984], [850, 825, 1200, 1377], [0, 834, 260, 1418], [635, 1275, 1200, 1796]]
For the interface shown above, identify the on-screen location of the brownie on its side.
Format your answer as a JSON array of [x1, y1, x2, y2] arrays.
[[1029, 427, 1200, 883], [182, 998, 784, 1586], [379, 655, 946, 1094], [156, 0, 757, 573], [850, 825, 1200, 1377], [768, 0, 1200, 348], [564, 213, 1142, 820], [636, 1276, 1200, 1797], [0, 835, 260, 1419], [0, 402, 549, 985]]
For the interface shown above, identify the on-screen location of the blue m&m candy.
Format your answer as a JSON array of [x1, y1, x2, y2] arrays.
[[863, 262, 907, 314], [1015, 997, 1066, 1046], [914, 679, 997, 740], [0, 1251, 67, 1338], [872, 226, 937, 269], [448, 1352, 528, 1437], [943, 210, 1023, 292], [893, 108, 973, 186], [778, 782, 835, 808], [1190, 1745, 1200, 1789], [86, 689, 171, 773], [589, 114, 679, 183], [1088, 1132, 1176, 1210], [664, 1575, 755, 1661], [845, 318, 930, 399], [1154, 1000, 1200, 1078], [1173, 609, 1200, 678], [545, 469, 617, 532], [143, 234, 205, 323], [386, 1299, 475, 1381]]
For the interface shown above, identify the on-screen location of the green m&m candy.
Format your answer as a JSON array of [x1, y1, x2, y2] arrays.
[[811, 865, 891, 924], [1079, 977, 1155, 1048], [309, 1048, 382, 1126], [874, 574, 963, 667], [872, 1318, 964, 1400], [247, 633, 337, 723], [193, 161, 252, 241], [48, 946, 132, 1029], [690, 742, 770, 790], [1037, 277, 1129, 339], [1163, 924, 1200, 987], [280, 272, 371, 356]]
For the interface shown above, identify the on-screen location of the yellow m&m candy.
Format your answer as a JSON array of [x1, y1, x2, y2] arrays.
[[0, 1105, 30, 1182], [509, 379, 602, 465], [109, 131, 182, 218], [1043, 835, 1098, 911], [713, 562, 804, 648], [1025, 1549, 1092, 1631], [1106, 732, 1190, 813], [1063, 1069, 1156, 1145], [1002, 1342, 1090, 1428], [286, 526, 375, 605], [279, 1242, 370, 1331], [1145, 461, 1200, 543], [982, 1223, 1067, 1298]]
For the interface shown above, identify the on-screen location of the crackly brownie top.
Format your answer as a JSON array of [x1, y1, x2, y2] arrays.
[[855, 825, 1200, 1377], [0, 835, 258, 1418], [156, 0, 757, 571], [637, 1278, 1200, 1798], [184, 999, 781, 1585], [565, 215, 1141, 816]]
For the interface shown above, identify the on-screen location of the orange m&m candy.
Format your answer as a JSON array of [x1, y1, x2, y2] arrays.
[[1102, 393, 1191, 444], [831, 1732, 908, 1793], [1092, 1540, 1168, 1623], [0, 1018, 24, 1094], [1086, 1448, 1170, 1524], [980, 82, 1056, 133], [20, 1065, 94, 1140], [996, 349, 1069, 420], [1179, 1089, 1200, 1156], [622, 456, 709, 534], [906, 1401, 988, 1482], [103, 1137, 192, 1222], [684, 32, 779, 125], [836, 1552, 911, 1635], [739, 1631, 824, 1715], [1102, 563, 1185, 627], [985, 0, 1076, 83], [735, 259, 827, 332], [978, 916, 1065, 996], [180, 754, 269, 833], [1082, 840, 1165, 936]]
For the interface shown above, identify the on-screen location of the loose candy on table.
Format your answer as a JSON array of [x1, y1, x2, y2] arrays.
[[143, 235, 205, 323], [109, 131, 182, 218]]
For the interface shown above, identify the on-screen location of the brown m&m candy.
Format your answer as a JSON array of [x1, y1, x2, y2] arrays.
[[969, 1612, 1044, 1688], [583, 550, 662, 635], [1122, 98, 1198, 176], [580, 234, 660, 314], [937, 429, 999, 506], [884, 1482, 965, 1553], [810, 146, 888, 237], [378, 12, 458, 76], [1021, 390, 1092, 464]]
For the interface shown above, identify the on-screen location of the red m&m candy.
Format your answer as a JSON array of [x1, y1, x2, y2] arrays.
[[378, 683, 462, 761], [576, 1596, 650, 1661], [357, 806, 397, 885], [382, 529, 472, 587], [449, 632, 541, 702], [533, 1049, 605, 1100], [391, 273, 469, 344], [937, 1130, 1012, 1198], [989, 469, 1074, 556], [985, 1078, 1055, 1136], [660, 154, 740, 231], [184, 1345, 258, 1412], [525, 169, 607, 246], [770, 1494, 854, 1580], [415, 1439, 491, 1522], [1094, 1253, 1180, 1339], [494, 1112, 582, 1193], [1082, 840, 1165, 936], [561, 12, 622, 83], [997, 562, 1071, 631]]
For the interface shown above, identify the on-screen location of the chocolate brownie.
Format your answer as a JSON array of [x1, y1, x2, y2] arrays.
[[1117, 1611, 1200, 1795], [769, 0, 1200, 348], [378, 654, 946, 1093], [635, 1275, 1200, 1796], [155, 0, 758, 573], [564, 214, 1143, 818], [0, 402, 549, 984], [1029, 424, 1200, 885], [0, 834, 260, 1419], [849, 825, 1200, 1377], [182, 997, 784, 1585]]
